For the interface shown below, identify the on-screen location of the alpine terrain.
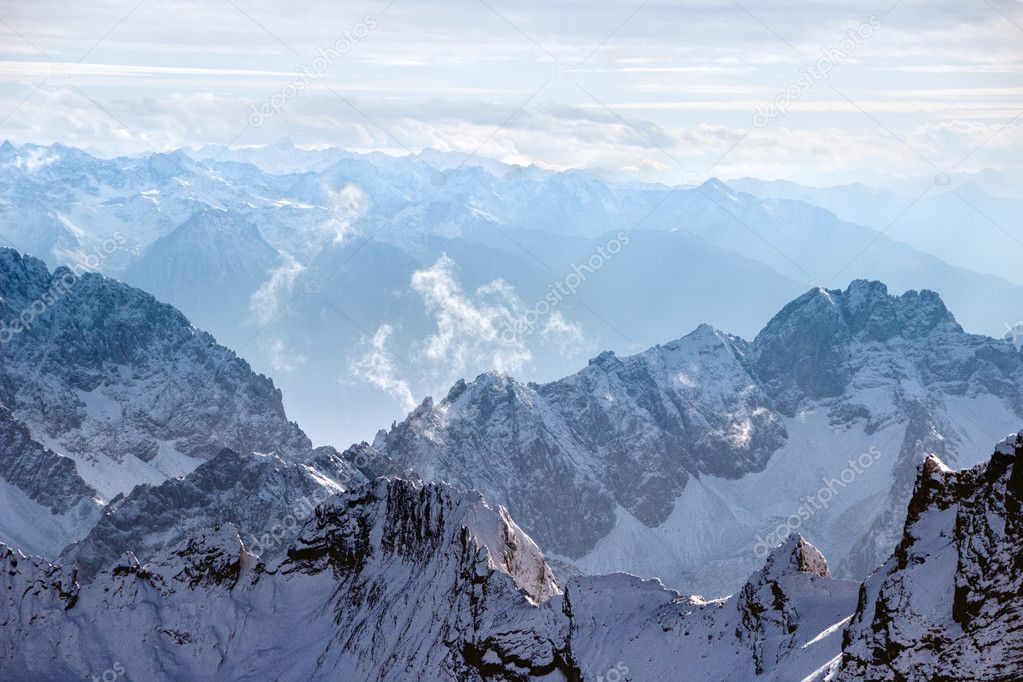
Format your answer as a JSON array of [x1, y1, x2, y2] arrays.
[[362, 280, 1023, 594], [2, 431, 1020, 680], [0, 248, 363, 560]]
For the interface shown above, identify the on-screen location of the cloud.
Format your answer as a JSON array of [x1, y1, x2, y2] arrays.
[[4, 82, 1021, 185], [540, 311, 586, 351], [267, 338, 306, 373], [349, 324, 417, 411], [410, 254, 531, 376], [1, 0, 1018, 185], [250, 252, 304, 323], [349, 255, 590, 409], [324, 183, 368, 244], [13, 147, 59, 172]]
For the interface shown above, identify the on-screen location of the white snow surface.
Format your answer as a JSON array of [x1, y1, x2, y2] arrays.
[[0, 477, 102, 557], [573, 399, 1019, 595]]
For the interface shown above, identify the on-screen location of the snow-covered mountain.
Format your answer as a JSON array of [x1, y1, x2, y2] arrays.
[[4, 432, 1020, 680], [3, 140, 1022, 447], [3, 232, 1017, 606], [363, 280, 1023, 595], [60, 446, 366, 582], [0, 479, 856, 681], [840, 431, 1023, 679], [0, 479, 569, 681], [0, 248, 314, 557]]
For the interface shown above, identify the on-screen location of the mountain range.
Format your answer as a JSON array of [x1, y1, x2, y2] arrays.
[[3, 429, 1021, 680], [1, 137, 1021, 679], [361, 278, 1023, 594], [727, 175, 1023, 286], [1, 246, 1020, 601], [2, 140, 1021, 446]]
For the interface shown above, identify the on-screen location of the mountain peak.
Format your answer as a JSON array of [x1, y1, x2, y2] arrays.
[[840, 279, 902, 340], [698, 177, 729, 192], [752, 280, 962, 408], [682, 322, 730, 346], [175, 206, 260, 240], [285, 478, 561, 603], [107, 522, 248, 591], [758, 534, 830, 581], [144, 149, 197, 178], [758, 279, 955, 345], [587, 349, 621, 369], [697, 177, 745, 202], [842, 430, 1023, 679], [843, 278, 889, 302]]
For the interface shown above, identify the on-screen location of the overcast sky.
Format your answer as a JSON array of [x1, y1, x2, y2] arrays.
[[0, 0, 1020, 183]]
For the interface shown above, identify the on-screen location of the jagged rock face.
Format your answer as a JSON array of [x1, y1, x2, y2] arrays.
[[0, 544, 80, 674], [0, 477, 868, 682], [762, 280, 1023, 417], [279, 479, 571, 680], [61, 447, 365, 582], [0, 406, 104, 558], [370, 280, 1023, 593], [374, 324, 785, 558], [0, 248, 310, 493], [734, 536, 836, 675], [0, 248, 314, 556], [0, 479, 573, 681], [285, 478, 560, 603], [5, 433, 1023, 680], [840, 432, 1023, 679], [753, 280, 967, 409], [0, 405, 96, 514]]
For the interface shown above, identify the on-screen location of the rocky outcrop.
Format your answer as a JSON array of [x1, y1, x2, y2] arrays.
[[0, 248, 311, 492], [840, 431, 1023, 679], [373, 323, 785, 560], [61, 447, 365, 581], [0, 479, 572, 681]]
